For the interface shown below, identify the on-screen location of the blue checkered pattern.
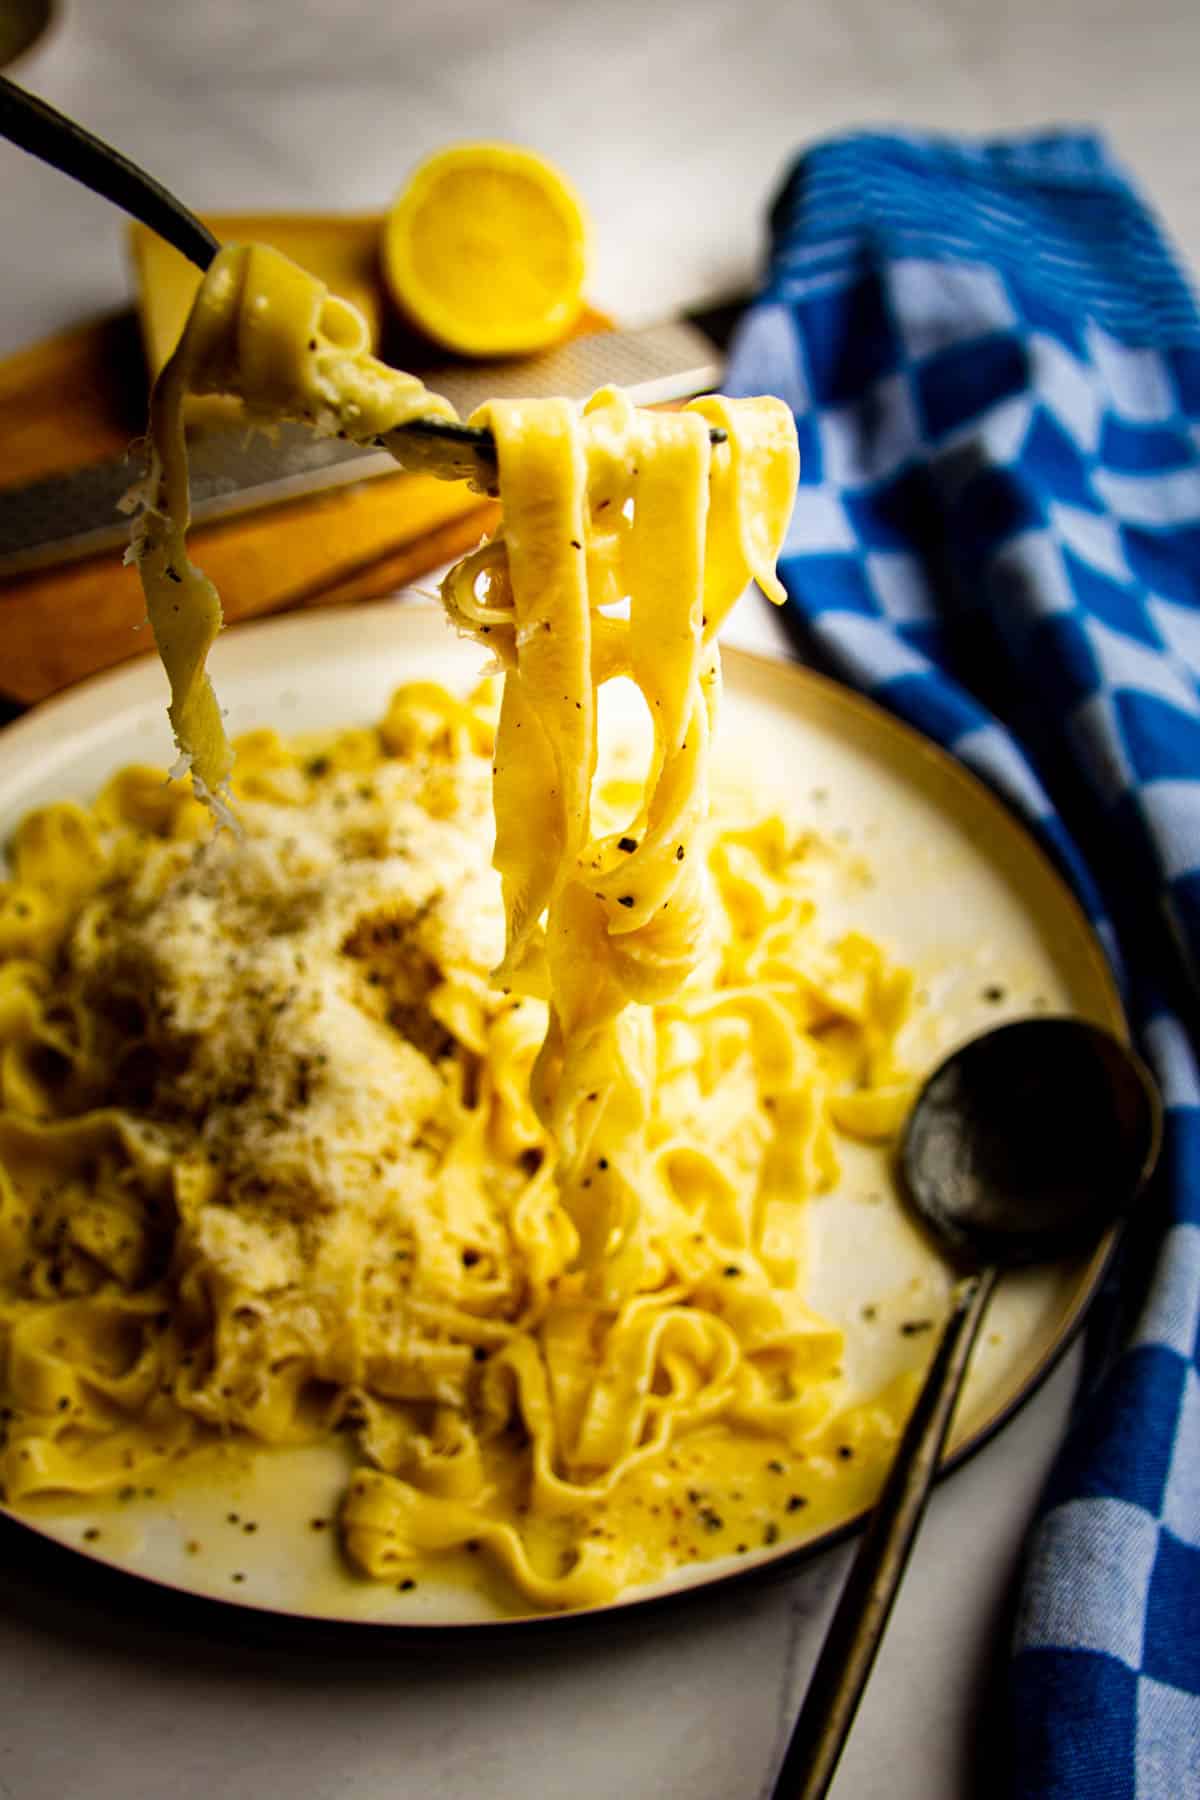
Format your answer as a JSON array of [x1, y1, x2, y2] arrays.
[[724, 132, 1200, 1797]]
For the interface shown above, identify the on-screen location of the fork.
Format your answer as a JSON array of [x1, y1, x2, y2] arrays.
[[0, 73, 724, 486]]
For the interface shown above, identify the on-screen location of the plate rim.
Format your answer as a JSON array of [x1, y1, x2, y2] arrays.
[[0, 600, 1125, 1636]]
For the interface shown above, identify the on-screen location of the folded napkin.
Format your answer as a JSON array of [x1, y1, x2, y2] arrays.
[[725, 130, 1200, 1797]]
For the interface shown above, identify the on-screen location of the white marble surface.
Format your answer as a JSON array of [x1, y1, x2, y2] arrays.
[[1, 2, 1193, 1795]]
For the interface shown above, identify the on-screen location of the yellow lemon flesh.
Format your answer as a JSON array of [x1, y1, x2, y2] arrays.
[[383, 142, 589, 357]]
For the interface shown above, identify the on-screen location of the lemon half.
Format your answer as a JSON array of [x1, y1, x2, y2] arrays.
[[383, 142, 590, 358]]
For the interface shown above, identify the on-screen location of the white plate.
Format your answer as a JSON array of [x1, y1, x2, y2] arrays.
[[0, 602, 1122, 1628]]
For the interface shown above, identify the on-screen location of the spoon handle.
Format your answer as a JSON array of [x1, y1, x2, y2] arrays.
[[770, 1263, 1001, 1800]]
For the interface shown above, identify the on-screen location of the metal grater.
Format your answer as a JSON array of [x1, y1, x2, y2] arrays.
[[0, 317, 723, 578]]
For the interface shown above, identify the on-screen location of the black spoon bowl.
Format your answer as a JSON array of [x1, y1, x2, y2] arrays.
[[771, 1015, 1162, 1800], [901, 1015, 1162, 1270]]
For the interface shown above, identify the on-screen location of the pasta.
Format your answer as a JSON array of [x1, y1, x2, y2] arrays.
[[0, 243, 919, 1608], [0, 689, 915, 1606]]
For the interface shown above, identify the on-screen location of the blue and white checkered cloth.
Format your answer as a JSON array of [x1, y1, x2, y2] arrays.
[[724, 131, 1200, 1797]]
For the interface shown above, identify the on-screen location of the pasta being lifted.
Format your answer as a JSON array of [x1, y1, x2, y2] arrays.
[[129, 243, 799, 1276]]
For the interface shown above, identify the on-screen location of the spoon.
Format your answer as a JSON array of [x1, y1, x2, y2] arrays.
[[770, 1014, 1162, 1800]]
